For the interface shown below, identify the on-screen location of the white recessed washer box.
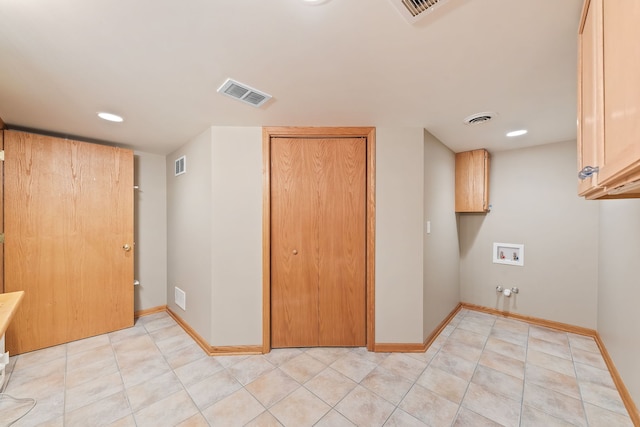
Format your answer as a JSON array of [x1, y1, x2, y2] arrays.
[[493, 243, 524, 266]]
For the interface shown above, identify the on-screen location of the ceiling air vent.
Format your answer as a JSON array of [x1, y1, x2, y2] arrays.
[[389, 0, 450, 23], [217, 78, 272, 108], [463, 112, 497, 126]]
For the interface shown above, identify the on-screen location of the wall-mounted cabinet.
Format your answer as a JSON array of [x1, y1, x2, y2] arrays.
[[455, 149, 490, 213], [577, 0, 640, 199]]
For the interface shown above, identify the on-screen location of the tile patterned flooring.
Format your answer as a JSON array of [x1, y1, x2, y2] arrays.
[[0, 308, 635, 426]]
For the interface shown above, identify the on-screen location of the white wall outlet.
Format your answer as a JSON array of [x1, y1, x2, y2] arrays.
[[175, 287, 186, 310]]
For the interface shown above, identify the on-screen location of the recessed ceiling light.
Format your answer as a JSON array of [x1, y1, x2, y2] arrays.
[[506, 129, 527, 137], [302, 0, 330, 4], [97, 112, 124, 122]]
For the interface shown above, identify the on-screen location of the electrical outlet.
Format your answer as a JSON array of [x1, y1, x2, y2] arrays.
[[175, 287, 186, 310]]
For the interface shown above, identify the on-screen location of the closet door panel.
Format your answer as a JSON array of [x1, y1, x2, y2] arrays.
[[270, 138, 320, 347], [318, 138, 366, 346], [270, 136, 366, 348]]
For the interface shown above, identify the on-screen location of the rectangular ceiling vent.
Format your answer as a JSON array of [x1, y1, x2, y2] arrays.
[[217, 78, 272, 108], [389, 0, 450, 23]]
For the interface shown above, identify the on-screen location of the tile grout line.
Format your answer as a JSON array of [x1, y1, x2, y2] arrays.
[[63, 342, 69, 425], [149, 323, 202, 424], [144, 315, 215, 425], [519, 319, 530, 427], [5, 309, 634, 426], [457, 309, 504, 425], [569, 333, 591, 427], [108, 327, 137, 426], [448, 309, 477, 425]]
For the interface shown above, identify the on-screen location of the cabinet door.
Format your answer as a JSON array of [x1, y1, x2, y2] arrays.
[[598, 0, 640, 187], [270, 138, 320, 347], [4, 131, 134, 354], [455, 149, 489, 213], [577, 0, 603, 196]]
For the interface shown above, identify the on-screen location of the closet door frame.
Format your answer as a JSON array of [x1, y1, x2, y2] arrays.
[[262, 127, 376, 353]]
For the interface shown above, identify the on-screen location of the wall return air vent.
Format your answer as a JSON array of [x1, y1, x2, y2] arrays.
[[217, 78, 272, 107], [389, 0, 450, 23], [175, 156, 186, 176]]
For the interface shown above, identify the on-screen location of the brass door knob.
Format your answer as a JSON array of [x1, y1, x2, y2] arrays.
[[123, 244, 132, 252]]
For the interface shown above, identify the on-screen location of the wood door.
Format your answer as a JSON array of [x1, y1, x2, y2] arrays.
[[4, 130, 134, 354], [270, 137, 366, 348]]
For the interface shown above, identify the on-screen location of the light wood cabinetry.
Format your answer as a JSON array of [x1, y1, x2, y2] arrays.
[[0, 292, 23, 338], [577, 0, 640, 199], [455, 149, 490, 213]]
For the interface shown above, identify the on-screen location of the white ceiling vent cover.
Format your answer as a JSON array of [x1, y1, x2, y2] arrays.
[[464, 112, 498, 125], [389, 0, 450, 23], [217, 78, 272, 107]]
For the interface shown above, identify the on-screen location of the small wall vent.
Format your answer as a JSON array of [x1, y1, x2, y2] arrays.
[[217, 78, 272, 107], [175, 156, 186, 176], [389, 0, 450, 23]]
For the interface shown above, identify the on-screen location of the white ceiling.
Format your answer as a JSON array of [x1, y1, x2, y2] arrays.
[[0, 0, 583, 155]]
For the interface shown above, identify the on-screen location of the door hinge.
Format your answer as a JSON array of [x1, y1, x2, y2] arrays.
[[0, 233, 4, 244], [0, 150, 4, 161]]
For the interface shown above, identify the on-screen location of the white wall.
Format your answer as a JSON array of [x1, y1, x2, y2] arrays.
[[166, 128, 213, 341], [423, 130, 460, 338], [133, 151, 167, 311], [459, 141, 600, 329], [598, 199, 640, 405], [210, 127, 263, 346], [165, 127, 263, 347], [375, 128, 425, 344], [165, 126, 433, 346], [160, 127, 639, 406]]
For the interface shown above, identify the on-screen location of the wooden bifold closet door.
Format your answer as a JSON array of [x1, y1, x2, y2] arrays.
[[270, 137, 366, 348], [4, 130, 134, 354]]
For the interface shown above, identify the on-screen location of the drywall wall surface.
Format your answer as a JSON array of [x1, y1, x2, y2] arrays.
[[375, 127, 424, 344], [133, 151, 167, 311], [166, 128, 213, 342], [423, 130, 460, 339], [210, 126, 263, 346], [458, 141, 599, 329], [598, 199, 640, 406]]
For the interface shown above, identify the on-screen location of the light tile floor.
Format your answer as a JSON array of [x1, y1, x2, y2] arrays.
[[0, 309, 635, 426]]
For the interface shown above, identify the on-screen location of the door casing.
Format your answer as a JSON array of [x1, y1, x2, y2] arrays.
[[262, 127, 376, 352]]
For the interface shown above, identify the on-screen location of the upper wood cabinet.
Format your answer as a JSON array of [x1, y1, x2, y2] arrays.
[[577, 0, 640, 199], [455, 149, 490, 213]]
